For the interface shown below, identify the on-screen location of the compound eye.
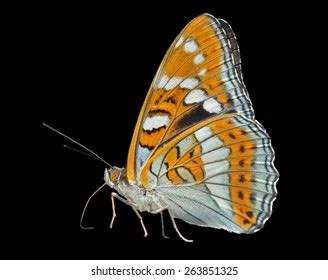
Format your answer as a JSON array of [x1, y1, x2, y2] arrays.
[[109, 169, 120, 184]]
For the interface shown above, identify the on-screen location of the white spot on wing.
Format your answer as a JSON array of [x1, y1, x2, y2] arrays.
[[184, 40, 198, 53], [176, 135, 195, 155], [198, 68, 207, 77], [165, 77, 183, 90], [194, 126, 212, 142], [158, 75, 169, 88], [194, 53, 205, 65], [201, 136, 224, 153], [143, 115, 170, 131], [175, 36, 184, 48], [185, 89, 207, 104], [203, 98, 223, 114], [180, 78, 199, 89], [136, 145, 151, 176], [194, 126, 230, 163]]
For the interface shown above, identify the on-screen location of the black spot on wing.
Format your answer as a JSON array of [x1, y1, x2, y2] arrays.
[[154, 94, 163, 105], [139, 142, 154, 150], [148, 109, 171, 117], [243, 219, 250, 225], [246, 211, 254, 218], [239, 145, 246, 153], [176, 146, 181, 159], [175, 103, 215, 131], [142, 125, 166, 134], [229, 132, 236, 139]]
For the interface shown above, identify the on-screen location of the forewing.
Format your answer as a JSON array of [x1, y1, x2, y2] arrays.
[[141, 114, 278, 233], [127, 14, 254, 184]]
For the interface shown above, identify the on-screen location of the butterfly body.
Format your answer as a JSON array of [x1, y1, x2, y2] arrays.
[[104, 167, 166, 214]]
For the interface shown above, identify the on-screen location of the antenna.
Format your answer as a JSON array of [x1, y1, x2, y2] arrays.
[[43, 123, 112, 168], [63, 144, 103, 162]]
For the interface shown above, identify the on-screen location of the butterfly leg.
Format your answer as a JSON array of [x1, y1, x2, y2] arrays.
[[130, 205, 148, 238], [152, 207, 170, 239], [110, 192, 148, 238], [168, 210, 193, 243], [160, 212, 170, 239]]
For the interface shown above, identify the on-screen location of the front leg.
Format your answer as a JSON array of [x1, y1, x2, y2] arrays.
[[110, 192, 148, 238]]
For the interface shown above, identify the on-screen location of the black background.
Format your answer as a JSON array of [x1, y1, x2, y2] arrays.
[[3, 1, 326, 259]]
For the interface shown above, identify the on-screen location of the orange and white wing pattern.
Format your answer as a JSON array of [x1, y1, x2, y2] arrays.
[[126, 14, 278, 233], [143, 114, 278, 233], [127, 14, 255, 183]]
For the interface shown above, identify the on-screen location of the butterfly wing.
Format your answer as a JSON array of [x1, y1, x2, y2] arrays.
[[127, 14, 254, 184], [126, 14, 278, 233], [141, 114, 278, 233]]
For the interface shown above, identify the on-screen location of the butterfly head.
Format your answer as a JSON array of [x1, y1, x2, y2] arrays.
[[104, 166, 123, 187]]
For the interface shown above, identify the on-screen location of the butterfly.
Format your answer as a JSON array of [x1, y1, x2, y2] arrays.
[[45, 13, 279, 242]]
